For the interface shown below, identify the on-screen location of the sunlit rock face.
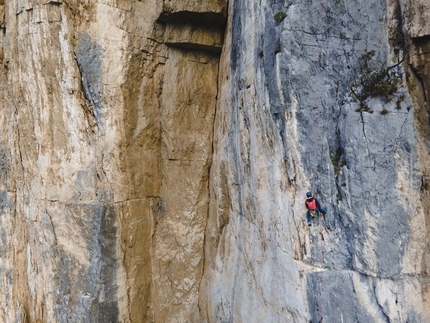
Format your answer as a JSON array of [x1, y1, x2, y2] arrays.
[[0, 0, 428, 322], [0, 0, 225, 322]]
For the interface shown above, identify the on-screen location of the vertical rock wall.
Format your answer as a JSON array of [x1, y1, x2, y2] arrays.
[[0, 0, 225, 322], [0, 0, 429, 322], [402, 0, 430, 319], [200, 0, 430, 322]]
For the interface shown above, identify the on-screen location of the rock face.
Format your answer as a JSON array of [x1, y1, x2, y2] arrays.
[[200, 0, 430, 322], [0, 0, 225, 322], [0, 0, 428, 323]]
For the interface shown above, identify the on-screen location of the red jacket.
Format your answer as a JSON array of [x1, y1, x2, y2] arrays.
[[305, 198, 320, 211]]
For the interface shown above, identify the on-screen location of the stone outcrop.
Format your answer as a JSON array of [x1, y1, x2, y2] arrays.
[[0, 0, 429, 322]]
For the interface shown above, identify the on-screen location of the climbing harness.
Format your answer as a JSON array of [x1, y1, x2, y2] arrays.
[[309, 209, 320, 218]]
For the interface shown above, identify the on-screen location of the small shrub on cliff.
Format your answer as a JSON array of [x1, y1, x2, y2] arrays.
[[351, 50, 402, 111], [330, 147, 343, 166], [274, 11, 287, 22]]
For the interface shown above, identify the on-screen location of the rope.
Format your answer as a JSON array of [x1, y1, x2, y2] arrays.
[[318, 214, 324, 322], [311, 0, 323, 187], [312, 0, 324, 321]]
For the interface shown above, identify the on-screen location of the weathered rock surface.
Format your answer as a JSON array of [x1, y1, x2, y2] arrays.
[[200, 0, 430, 322], [0, 0, 224, 322], [0, 0, 428, 322]]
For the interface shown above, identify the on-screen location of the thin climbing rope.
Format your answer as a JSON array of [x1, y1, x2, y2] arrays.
[[312, 0, 324, 321]]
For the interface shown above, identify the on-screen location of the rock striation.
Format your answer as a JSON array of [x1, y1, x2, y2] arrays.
[[0, 0, 225, 321], [0, 0, 428, 322]]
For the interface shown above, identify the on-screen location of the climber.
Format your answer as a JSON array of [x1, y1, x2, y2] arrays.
[[305, 192, 326, 226]]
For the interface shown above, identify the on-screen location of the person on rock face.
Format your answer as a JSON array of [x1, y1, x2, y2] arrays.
[[305, 191, 324, 226]]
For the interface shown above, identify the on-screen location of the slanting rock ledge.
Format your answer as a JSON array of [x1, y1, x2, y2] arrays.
[[164, 22, 224, 53]]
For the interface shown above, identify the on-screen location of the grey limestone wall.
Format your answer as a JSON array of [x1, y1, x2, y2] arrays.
[[200, 0, 429, 321]]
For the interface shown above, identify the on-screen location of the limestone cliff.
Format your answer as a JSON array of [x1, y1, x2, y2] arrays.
[[0, 0, 428, 322], [0, 0, 224, 321], [200, 0, 430, 321]]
